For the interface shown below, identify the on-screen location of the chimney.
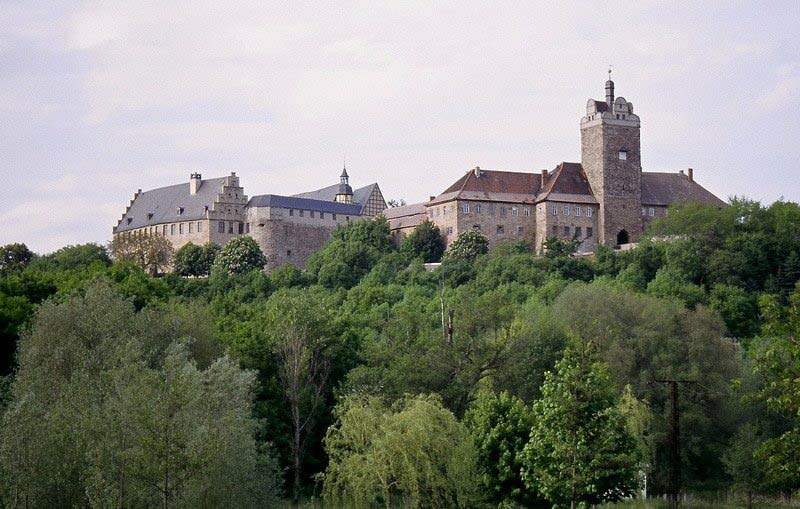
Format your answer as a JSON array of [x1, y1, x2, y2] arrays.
[[473, 166, 481, 177], [541, 169, 549, 186], [190, 173, 202, 195], [687, 168, 694, 182]]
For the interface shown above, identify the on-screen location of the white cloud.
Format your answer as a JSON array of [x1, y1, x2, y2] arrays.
[[66, 10, 126, 50]]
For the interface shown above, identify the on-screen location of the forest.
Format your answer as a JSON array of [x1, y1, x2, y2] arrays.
[[0, 197, 798, 508]]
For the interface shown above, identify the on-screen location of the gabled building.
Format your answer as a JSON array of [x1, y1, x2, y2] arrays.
[[387, 78, 725, 253], [113, 168, 386, 270]]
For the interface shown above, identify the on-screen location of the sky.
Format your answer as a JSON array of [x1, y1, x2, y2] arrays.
[[2, 1, 800, 253]]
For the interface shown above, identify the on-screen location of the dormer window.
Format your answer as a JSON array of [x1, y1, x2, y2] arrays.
[[126, 217, 133, 225], [177, 207, 184, 215], [147, 213, 154, 220], [618, 150, 628, 161]]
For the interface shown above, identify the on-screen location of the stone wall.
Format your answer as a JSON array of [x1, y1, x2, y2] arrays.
[[536, 201, 599, 252], [581, 118, 643, 246]]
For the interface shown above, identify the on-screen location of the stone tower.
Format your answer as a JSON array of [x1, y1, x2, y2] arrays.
[[580, 76, 642, 246]]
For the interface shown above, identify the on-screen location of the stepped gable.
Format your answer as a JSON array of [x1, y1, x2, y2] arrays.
[[114, 176, 226, 233], [641, 172, 726, 207]]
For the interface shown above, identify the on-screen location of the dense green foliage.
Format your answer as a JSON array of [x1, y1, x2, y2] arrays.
[[1, 197, 800, 505], [400, 219, 445, 262], [174, 241, 219, 276], [322, 394, 480, 508], [213, 236, 266, 275]]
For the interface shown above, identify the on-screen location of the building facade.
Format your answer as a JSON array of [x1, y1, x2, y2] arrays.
[[113, 168, 386, 270], [387, 78, 725, 253]]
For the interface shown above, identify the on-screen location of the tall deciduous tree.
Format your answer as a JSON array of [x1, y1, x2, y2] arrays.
[[0, 243, 34, 275], [110, 232, 174, 275], [401, 220, 444, 263], [464, 391, 542, 507], [445, 229, 489, 261], [521, 343, 640, 509], [213, 236, 266, 275], [0, 283, 280, 507], [323, 394, 481, 508]]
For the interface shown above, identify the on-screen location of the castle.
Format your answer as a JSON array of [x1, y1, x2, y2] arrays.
[[113, 77, 724, 268], [112, 168, 387, 269], [386, 77, 724, 252]]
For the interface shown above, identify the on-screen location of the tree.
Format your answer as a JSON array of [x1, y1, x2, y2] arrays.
[[445, 230, 489, 261], [110, 232, 174, 275], [723, 424, 768, 509], [266, 289, 334, 503], [30, 243, 110, 271], [543, 236, 579, 258], [323, 394, 481, 508], [0, 243, 34, 275], [0, 283, 281, 507], [173, 242, 204, 276], [521, 344, 640, 508], [464, 391, 542, 507], [750, 288, 800, 492], [709, 284, 759, 338], [401, 220, 444, 263], [213, 236, 266, 275], [646, 266, 708, 308]]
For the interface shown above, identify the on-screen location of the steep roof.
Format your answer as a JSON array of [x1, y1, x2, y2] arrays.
[[537, 162, 596, 203], [293, 182, 382, 214], [641, 172, 726, 207], [114, 176, 227, 233], [247, 194, 363, 215], [431, 169, 542, 204]]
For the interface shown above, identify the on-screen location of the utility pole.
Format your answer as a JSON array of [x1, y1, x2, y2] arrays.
[[651, 379, 696, 508]]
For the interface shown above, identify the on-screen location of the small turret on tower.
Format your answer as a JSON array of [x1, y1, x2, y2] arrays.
[[605, 72, 615, 107]]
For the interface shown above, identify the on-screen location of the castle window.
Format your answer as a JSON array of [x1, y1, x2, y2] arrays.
[[575, 226, 582, 237], [346, 216, 350, 221], [310, 211, 315, 218], [523, 208, 530, 217], [587, 227, 593, 237], [127, 217, 133, 225], [551, 206, 557, 216], [552, 225, 558, 236], [162, 225, 167, 235], [473, 224, 481, 231], [228, 222, 234, 234], [189, 222, 193, 234], [575, 206, 582, 217], [564, 226, 570, 236], [619, 150, 627, 160], [649, 207, 655, 217], [641, 207, 646, 216], [563, 205, 570, 216], [500, 206, 506, 216], [517, 226, 524, 235], [320, 212, 324, 219], [587, 208, 593, 218], [616, 114, 620, 119], [333, 213, 337, 220], [287, 250, 292, 257], [299, 210, 304, 217], [462, 203, 470, 214], [238, 223, 244, 234], [289, 209, 294, 216], [197, 222, 202, 233], [177, 207, 184, 215], [218, 221, 224, 233], [497, 225, 504, 235], [511, 207, 518, 216], [447, 226, 453, 234], [475, 204, 481, 214], [245, 223, 250, 233], [171, 224, 176, 235]]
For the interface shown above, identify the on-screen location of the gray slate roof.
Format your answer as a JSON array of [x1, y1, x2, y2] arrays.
[[641, 172, 726, 207], [247, 194, 363, 215], [114, 177, 226, 233], [293, 182, 380, 211]]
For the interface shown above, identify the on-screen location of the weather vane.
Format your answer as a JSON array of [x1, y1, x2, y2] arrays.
[[608, 64, 613, 80]]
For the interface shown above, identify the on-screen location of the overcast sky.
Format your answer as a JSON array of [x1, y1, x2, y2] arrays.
[[2, 1, 799, 253]]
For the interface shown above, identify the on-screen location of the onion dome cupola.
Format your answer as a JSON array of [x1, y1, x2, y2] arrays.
[[335, 165, 354, 204]]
